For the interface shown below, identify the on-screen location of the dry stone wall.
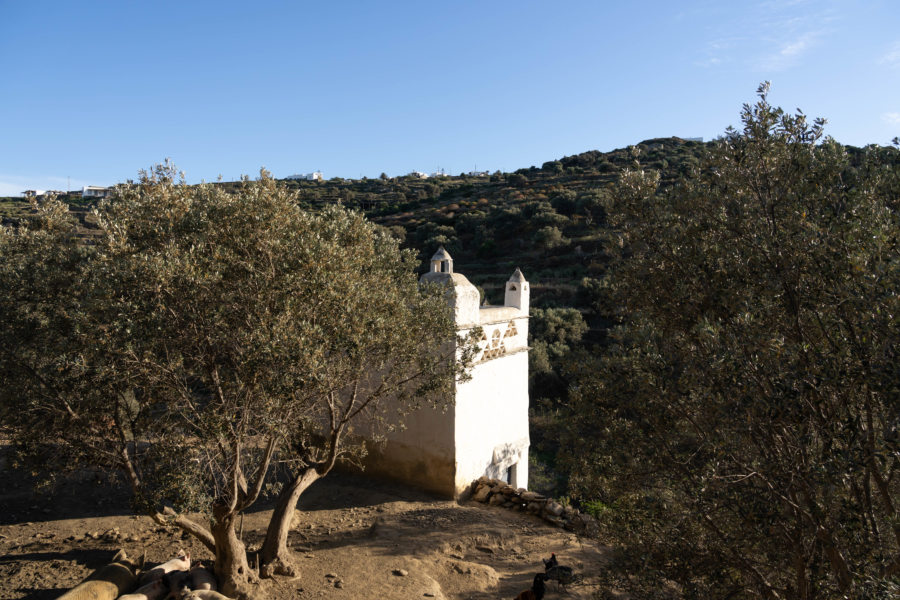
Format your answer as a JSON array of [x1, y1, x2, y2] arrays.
[[468, 477, 598, 535]]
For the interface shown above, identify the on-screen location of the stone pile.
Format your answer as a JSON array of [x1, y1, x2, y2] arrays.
[[468, 477, 598, 535]]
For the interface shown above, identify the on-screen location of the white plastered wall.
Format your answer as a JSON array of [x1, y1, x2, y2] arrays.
[[356, 384, 459, 497], [453, 314, 530, 495], [356, 264, 530, 498]]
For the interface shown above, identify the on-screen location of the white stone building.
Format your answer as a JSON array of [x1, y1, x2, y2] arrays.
[[82, 186, 110, 199], [363, 248, 530, 497], [285, 172, 323, 181]]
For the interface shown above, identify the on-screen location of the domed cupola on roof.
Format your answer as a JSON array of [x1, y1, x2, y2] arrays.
[[420, 247, 480, 327], [430, 246, 453, 274]]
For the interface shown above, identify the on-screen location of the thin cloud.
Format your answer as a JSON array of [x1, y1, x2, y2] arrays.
[[694, 1, 838, 73], [781, 34, 813, 56], [882, 112, 900, 126], [695, 36, 741, 69], [757, 31, 821, 71], [695, 56, 724, 68], [879, 42, 900, 68]]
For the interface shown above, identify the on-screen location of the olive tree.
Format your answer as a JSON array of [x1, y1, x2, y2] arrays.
[[0, 164, 474, 598], [529, 307, 588, 403], [563, 85, 899, 598]]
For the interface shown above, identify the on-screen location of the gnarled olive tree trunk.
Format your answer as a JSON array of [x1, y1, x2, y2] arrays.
[[211, 505, 255, 599], [259, 468, 322, 577]]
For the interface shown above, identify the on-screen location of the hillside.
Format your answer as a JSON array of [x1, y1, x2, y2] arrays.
[[4, 136, 895, 313], [4, 135, 895, 502], [0, 138, 710, 486], [281, 137, 709, 311], [4, 131, 899, 598], [0, 136, 881, 494], [0, 136, 709, 320]]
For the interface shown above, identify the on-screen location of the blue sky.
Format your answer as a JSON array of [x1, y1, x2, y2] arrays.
[[1, 0, 898, 195]]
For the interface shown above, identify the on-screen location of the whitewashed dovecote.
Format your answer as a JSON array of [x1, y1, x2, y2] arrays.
[[362, 247, 531, 497]]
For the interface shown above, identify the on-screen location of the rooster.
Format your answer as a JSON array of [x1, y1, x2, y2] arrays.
[[542, 553, 580, 592], [514, 573, 548, 600]]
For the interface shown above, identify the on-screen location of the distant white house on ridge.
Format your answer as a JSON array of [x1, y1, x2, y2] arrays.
[[285, 172, 323, 181], [83, 186, 111, 199]]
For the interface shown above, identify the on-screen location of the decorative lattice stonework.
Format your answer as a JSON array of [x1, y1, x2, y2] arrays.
[[481, 328, 508, 361], [503, 321, 518, 337]]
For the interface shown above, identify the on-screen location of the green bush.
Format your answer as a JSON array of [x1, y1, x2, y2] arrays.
[[534, 225, 567, 249]]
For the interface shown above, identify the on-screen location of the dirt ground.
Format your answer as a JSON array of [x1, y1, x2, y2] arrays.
[[0, 463, 609, 600]]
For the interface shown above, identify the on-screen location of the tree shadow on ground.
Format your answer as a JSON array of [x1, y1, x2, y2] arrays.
[[0, 548, 113, 566], [0, 471, 134, 526], [3, 440, 443, 526], [246, 470, 448, 516], [13, 587, 69, 600], [2, 548, 119, 600]]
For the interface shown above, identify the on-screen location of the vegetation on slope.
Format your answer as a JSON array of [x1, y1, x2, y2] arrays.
[[2, 85, 898, 598], [562, 86, 900, 598], [0, 167, 473, 598]]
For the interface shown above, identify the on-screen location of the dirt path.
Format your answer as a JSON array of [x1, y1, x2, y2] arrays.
[[0, 468, 608, 599]]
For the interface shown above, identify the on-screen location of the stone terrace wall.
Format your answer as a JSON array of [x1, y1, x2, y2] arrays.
[[468, 477, 598, 535]]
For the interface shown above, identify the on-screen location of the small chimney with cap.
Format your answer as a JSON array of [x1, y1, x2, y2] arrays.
[[430, 246, 453, 273]]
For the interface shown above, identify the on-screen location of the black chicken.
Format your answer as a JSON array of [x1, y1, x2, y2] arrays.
[[514, 573, 548, 600], [542, 553, 580, 592]]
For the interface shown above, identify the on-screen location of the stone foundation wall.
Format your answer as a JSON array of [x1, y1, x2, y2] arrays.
[[468, 477, 599, 535]]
